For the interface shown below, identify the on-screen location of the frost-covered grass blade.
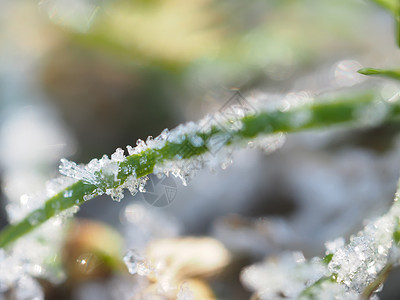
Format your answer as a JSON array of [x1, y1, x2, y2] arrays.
[[1, 90, 400, 249], [242, 179, 400, 299]]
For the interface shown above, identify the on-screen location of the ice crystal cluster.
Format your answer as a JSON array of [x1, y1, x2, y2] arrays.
[[241, 187, 400, 300], [328, 205, 400, 293], [59, 148, 144, 202], [59, 93, 287, 202]]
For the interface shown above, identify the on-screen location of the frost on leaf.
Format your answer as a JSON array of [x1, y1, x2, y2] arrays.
[[59, 148, 131, 202], [327, 199, 400, 294], [58, 94, 288, 201], [241, 182, 400, 300]]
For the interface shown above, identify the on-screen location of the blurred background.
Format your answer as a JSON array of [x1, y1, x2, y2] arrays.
[[1, 0, 400, 299]]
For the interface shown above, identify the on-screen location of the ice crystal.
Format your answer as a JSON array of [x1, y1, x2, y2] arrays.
[[252, 132, 287, 154], [60, 148, 130, 202], [123, 249, 156, 278], [325, 237, 345, 255]]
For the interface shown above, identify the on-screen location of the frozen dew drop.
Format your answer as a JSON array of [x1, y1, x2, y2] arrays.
[[106, 188, 124, 202], [325, 238, 345, 255], [123, 249, 142, 275], [63, 190, 73, 198], [146, 136, 154, 144], [60, 205, 80, 218], [123, 249, 154, 277], [378, 245, 385, 255], [205, 132, 231, 155], [252, 133, 286, 154], [189, 134, 204, 147], [111, 148, 126, 162], [138, 176, 148, 193], [136, 139, 146, 148], [27, 211, 42, 226], [292, 251, 306, 263], [139, 156, 147, 165], [125, 175, 139, 197], [126, 145, 135, 156], [155, 128, 170, 142], [83, 192, 98, 201]]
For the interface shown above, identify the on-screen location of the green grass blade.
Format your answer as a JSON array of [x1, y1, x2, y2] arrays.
[[1, 91, 400, 249], [358, 67, 400, 80]]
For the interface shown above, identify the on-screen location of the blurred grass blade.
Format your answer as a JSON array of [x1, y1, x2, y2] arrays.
[[368, 0, 398, 14], [358, 67, 400, 80], [397, 1, 400, 47], [368, 0, 400, 47]]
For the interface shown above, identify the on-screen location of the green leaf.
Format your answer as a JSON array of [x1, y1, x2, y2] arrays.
[[358, 67, 400, 81]]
